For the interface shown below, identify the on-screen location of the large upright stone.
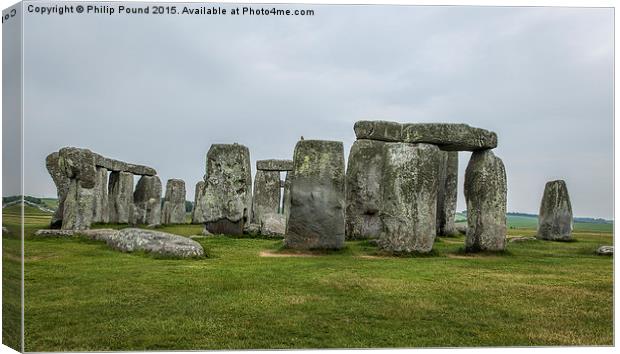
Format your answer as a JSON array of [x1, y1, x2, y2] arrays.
[[161, 179, 186, 225], [61, 179, 94, 230], [353, 121, 497, 151], [191, 181, 206, 224], [537, 180, 573, 241], [45, 152, 69, 228], [345, 139, 385, 240], [57, 147, 97, 230], [282, 172, 291, 223], [252, 170, 281, 225], [203, 144, 253, 235], [108, 171, 134, 224], [133, 175, 162, 225], [464, 150, 507, 252], [378, 143, 440, 253], [285, 140, 345, 250], [436, 151, 458, 236], [92, 167, 109, 223]]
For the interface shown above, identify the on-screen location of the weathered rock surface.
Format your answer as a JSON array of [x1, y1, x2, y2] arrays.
[[93, 153, 156, 176], [256, 159, 294, 171], [345, 139, 385, 240], [191, 181, 206, 224], [596, 245, 613, 256], [62, 179, 94, 230], [282, 172, 291, 223], [354, 120, 497, 151], [436, 151, 458, 236], [455, 223, 468, 235], [92, 167, 109, 223], [34, 229, 75, 237], [46, 152, 70, 228], [509, 236, 537, 243], [260, 213, 286, 236], [58, 147, 97, 188], [464, 150, 507, 252], [378, 143, 440, 253], [203, 144, 253, 235], [105, 228, 204, 258], [161, 179, 186, 225], [285, 140, 346, 250], [108, 171, 134, 224], [133, 175, 162, 225], [536, 180, 573, 241], [252, 170, 281, 225]]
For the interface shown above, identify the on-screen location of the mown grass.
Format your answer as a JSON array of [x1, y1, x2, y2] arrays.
[[2, 206, 613, 351]]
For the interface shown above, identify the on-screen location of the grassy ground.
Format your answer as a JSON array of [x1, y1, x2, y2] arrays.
[[3, 205, 613, 350]]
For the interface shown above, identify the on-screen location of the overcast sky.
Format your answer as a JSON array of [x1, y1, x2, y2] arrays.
[[16, 4, 613, 218]]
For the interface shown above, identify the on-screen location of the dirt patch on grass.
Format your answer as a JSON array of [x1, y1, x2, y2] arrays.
[[259, 250, 320, 258]]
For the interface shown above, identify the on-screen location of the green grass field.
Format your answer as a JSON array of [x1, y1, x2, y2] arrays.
[[2, 204, 613, 350]]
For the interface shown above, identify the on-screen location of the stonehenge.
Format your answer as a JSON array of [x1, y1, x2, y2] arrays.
[[536, 180, 573, 241], [133, 175, 162, 225], [346, 120, 506, 253], [161, 179, 186, 225], [284, 140, 346, 250], [202, 144, 253, 235], [44, 120, 511, 256], [464, 150, 507, 252], [45, 147, 159, 230], [251, 159, 293, 235], [436, 151, 458, 236]]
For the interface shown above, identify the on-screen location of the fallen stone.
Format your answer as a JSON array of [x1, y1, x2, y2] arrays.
[[455, 223, 468, 235], [256, 159, 294, 171], [2, 227, 8, 234], [161, 179, 186, 225], [436, 151, 458, 236], [203, 144, 253, 235], [243, 223, 261, 235], [378, 143, 440, 254], [508, 236, 537, 243], [260, 213, 286, 236], [78, 229, 118, 242], [191, 181, 206, 224], [34, 229, 75, 237], [252, 170, 281, 225], [92, 167, 109, 223], [353, 120, 497, 151], [108, 171, 134, 224], [464, 150, 507, 252], [285, 140, 346, 250], [536, 180, 573, 241], [106, 228, 204, 258], [133, 175, 162, 225], [596, 245, 613, 255], [46, 152, 70, 228], [345, 139, 385, 240], [94, 154, 156, 176]]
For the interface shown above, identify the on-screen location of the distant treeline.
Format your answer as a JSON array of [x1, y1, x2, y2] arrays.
[[3, 195, 44, 205], [459, 210, 613, 224]]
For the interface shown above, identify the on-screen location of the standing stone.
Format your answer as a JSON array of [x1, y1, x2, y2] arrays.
[[92, 167, 109, 223], [436, 151, 458, 236], [108, 171, 134, 224], [203, 144, 253, 235], [61, 179, 94, 230], [58, 147, 97, 188], [345, 139, 385, 240], [161, 179, 186, 225], [285, 140, 345, 250], [133, 175, 162, 225], [282, 172, 291, 224], [537, 180, 573, 241], [252, 170, 281, 225], [45, 152, 69, 228], [378, 143, 440, 253], [191, 181, 206, 224], [464, 150, 507, 252]]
